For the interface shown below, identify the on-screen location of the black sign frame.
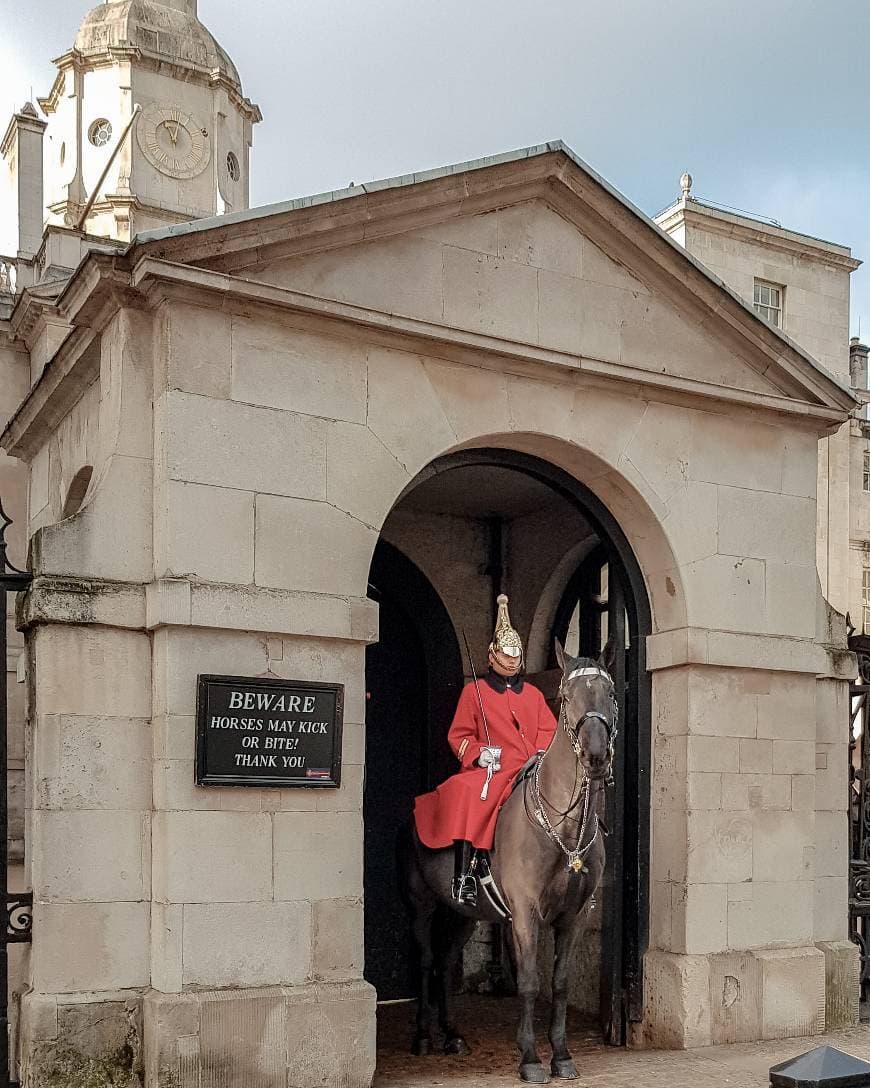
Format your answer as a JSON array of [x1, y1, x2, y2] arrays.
[[195, 674, 344, 788]]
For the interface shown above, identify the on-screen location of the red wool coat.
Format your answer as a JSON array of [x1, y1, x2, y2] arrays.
[[414, 675, 558, 850]]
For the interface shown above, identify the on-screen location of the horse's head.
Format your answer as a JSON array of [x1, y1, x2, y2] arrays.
[[554, 638, 618, 781]]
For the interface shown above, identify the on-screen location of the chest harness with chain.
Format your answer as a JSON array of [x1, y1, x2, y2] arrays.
[[528, 665, 618, 874]]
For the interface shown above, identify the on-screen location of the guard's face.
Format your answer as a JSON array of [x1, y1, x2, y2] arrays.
[[488, 647, 522, 677]]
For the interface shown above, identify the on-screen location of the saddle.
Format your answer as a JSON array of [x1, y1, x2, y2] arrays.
[[510, 751, 543, 795]]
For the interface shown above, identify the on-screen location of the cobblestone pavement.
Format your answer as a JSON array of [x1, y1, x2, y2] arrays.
[[374, 997, 870, 1087]]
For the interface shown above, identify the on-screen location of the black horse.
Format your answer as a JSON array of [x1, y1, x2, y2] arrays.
[[402, 640, 617, 1083]]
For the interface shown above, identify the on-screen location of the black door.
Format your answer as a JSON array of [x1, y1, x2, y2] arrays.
[[364, 541, 463, 999], [364, 587, 427, 999]]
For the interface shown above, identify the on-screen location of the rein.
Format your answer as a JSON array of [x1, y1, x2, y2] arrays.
[[525, 664, 618, 874]]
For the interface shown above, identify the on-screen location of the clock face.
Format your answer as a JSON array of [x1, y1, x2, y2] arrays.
[[137, 104, 211, 179]]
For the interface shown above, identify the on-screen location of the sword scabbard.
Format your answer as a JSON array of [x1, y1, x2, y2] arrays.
[[462, 629, 492, 749]]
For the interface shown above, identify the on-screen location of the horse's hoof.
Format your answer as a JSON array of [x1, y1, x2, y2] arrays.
[[519, 1063, 550, 1083], [411, 1036, 432, 1056], [444, 1035, 471, 1056], [551, 1058, 579, 1079]]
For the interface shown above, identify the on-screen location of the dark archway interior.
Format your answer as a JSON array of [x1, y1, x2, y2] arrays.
[[365, 542, 463, 999], [364, 449, 651, 1053]]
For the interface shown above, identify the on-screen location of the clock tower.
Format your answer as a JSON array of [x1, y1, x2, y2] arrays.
[[39, 0, 261, 241]]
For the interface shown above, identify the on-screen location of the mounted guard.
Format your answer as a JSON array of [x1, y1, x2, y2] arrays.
[[413, 595, 557, 904], [404, 633, 618, 1081]]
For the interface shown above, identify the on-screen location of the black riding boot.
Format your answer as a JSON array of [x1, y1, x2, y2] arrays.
[[452, 840, 477, 905]]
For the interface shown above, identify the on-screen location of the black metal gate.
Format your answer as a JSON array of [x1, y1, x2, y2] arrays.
[[0, 504, 32, 1088], [849, 630, 870, 1012]]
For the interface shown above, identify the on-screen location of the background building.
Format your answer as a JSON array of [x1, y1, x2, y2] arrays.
[[654, 177, 861, 623]]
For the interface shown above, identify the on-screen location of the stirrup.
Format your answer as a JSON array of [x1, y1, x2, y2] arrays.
[[452, 875, 477, 905]]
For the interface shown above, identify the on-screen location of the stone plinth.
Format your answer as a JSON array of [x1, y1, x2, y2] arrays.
[[144, 982, 376, 1088]]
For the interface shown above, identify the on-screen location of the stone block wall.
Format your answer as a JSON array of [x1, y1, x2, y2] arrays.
[[7, 188, 860, 1080]]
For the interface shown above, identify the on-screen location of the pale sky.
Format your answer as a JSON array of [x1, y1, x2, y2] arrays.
[[3, 0, 869, 336]]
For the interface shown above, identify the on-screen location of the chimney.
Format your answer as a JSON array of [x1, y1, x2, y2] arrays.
[[850, 336, 869, 392], [1, 103, 47, 262]]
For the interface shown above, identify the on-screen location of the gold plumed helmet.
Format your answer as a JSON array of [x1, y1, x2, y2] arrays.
[[490, 594, 523, 662]]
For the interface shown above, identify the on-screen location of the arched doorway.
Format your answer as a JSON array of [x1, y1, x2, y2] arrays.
[[365, 447, 652, 1053]]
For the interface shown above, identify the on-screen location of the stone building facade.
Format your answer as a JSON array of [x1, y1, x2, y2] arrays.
[[0, 2, 865, 1085], [847, 337, 870, 636], [654, 184, 860, 620], [655, 189, 870, 652]]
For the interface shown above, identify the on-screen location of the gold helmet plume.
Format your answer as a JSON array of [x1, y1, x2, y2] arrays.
[[490, 593, 523, 662]]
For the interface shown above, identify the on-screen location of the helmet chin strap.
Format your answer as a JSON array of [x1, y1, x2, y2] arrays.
[[488, 649, 522, 677]]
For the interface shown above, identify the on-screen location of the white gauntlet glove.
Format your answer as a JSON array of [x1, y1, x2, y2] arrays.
[[478, 745, 502, 800]]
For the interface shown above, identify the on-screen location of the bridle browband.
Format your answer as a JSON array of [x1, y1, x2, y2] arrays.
[[526, 662, 618, 873], [559, 665, 619, 766]]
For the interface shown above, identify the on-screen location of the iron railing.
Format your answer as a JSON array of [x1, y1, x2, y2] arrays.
[[0, 500, 31, 1088]]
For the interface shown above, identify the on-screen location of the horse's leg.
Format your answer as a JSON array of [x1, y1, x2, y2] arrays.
[[436, 913, 475, 1056], [511, 908, 548, 1083], [549, 915, 582, 1079], [409, 892, 437, 1055]]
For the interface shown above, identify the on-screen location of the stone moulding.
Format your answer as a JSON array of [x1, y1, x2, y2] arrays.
[[646, 626, 853, 678], [131, 256, 854, 430], [16, 574, 380, 644], [16, 574, 147, 632]]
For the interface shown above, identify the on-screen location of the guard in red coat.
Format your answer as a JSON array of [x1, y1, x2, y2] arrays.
[[414, 594, 557, 903]]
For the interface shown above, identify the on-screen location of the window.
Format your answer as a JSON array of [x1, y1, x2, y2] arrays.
[[863, 567, 870, 634], [864, 449, 870, 492], [753, 280, 783, 327], [88, 118, 112, 148], [226, 151, 240, 181]]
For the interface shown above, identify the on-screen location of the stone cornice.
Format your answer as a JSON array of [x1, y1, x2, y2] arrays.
[[9, 293, 65, 348], [2, 254, 139, 460], [0, 245, 855, 463], [130, 256, 853, 429], [38, 45, 260, 124], [656, 199, 862, 273], [646, 626, 856, 679], [17, 574, 378, 644], [131, 146, 856, 415], [17, 575, 147, 632], [2, 145, 859, 460], [38, 51, 83, 115], [3, 324, 100, 459], [1, 108, 47, 157]]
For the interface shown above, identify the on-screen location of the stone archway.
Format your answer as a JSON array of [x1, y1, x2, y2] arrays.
[[366, 445, 654, 1052]]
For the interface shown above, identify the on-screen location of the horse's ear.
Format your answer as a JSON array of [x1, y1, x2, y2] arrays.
[[599, 636, 617, 675], [554, 638, 566, 673]]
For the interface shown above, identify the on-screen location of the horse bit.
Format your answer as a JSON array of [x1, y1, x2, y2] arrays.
[[529, 664, 619, 875]]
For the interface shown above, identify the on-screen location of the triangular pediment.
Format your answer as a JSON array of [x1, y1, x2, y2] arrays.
[[135, 144, 854, 418]]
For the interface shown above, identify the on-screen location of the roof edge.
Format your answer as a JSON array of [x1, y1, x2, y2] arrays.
[[126, 139, 855, 409]]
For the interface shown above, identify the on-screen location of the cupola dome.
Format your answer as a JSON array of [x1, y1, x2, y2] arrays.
[[74, 0, 241, 88]]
